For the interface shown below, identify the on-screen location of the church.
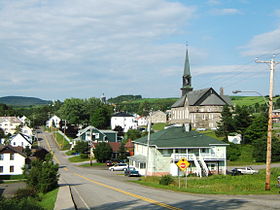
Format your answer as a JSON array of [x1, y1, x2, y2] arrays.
[[170, 48, 232, 129]]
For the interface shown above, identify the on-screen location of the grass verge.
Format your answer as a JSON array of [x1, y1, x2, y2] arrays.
[[38, 188, 59, 210], [133, 168, 280, 195], [79, 162, 105, 167], [54, 132, 71, 150], [68, 155, 90, 162]]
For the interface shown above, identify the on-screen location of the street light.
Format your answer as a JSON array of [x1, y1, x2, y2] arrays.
[[232, 90, 269, 107]]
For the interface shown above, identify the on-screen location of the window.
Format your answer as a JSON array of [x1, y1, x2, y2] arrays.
[[0, 154, 3, 160], [140, 163, 146, 169], [0, 166, 3, 173], [10, 166, 14, 172], [10, 153, 14, 160]]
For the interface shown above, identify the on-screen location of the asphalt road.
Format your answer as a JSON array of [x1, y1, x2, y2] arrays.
[[38, 131, 280, 210]]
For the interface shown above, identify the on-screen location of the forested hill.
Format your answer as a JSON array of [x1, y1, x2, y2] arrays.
[[0, 96, 51, 106]]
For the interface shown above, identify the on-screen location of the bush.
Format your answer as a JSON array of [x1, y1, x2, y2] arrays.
[[0, 197, 44, 210], [15, 187, 38, 200], [159, 174, 174, 185]]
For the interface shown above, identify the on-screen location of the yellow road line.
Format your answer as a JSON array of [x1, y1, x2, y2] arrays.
[[75, 173, 182, 210]]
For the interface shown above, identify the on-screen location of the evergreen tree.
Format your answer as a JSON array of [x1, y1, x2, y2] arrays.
[[215, 105, 235, 138], [233, 105, 252, 143], [117, 142, 127, 161]]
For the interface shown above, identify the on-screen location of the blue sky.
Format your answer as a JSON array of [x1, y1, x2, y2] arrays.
[[0, 0, 280, 100]]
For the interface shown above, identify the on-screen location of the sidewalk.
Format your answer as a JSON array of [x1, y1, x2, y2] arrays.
[[54, 178, 76, 210]]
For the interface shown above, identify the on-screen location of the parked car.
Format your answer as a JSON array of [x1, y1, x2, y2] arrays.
[[124, 167, 140, 177], [105, 160, 114, 167], [109, 163, 128, 171], [231, 167, 258, 175]]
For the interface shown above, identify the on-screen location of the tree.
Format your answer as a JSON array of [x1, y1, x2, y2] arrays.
[[215, 105, 235, 138], [253, 136, 280, 162], [113, 125, 124, 137], [24, 154, 59, 193], [126, 129, 142, 141], [117, 142, 127, 161], [243, 112, 267, 144], [93, 142, 112, 162], [73, 141, 89, 154], [90, 105, 112, 129], [0, 128, 4, 139], [233, 105, 252, 142]]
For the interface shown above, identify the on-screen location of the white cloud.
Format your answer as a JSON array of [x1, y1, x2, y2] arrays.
[[211, 8, 241, 15], [240, 27, 280, 56], [0, 0, 198, 99]]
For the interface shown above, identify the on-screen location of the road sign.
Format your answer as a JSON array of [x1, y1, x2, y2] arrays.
[[176, 158, 190, 171]]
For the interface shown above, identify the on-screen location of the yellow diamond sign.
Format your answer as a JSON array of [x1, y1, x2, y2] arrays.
[[176, 158, 190, 171]]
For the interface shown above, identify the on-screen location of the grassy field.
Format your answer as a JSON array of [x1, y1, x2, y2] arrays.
[[152, 123, 166, 131], [198, 130, 224, 141], [38, 188, 59, 210], [231, 96, 280, 106], [134, 168, 280, 195]]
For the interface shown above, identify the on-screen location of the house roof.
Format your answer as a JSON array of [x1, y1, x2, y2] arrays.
[[11, 133, 32, 145], [125, 139, 134, 148], [112, 112, 134, 117], [0, 116, 22, 124], [171, 87, 232, 108], [133, 126, 228, 148], [0, 145, 26, 157]]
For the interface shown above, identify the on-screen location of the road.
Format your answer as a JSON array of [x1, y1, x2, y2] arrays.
[[38, 131, 280, 210]]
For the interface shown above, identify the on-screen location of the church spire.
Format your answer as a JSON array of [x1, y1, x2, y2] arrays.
[[181, 45, 193, 96]]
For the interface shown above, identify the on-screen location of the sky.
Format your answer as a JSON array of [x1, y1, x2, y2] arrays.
[[1, 0, 280, 101]]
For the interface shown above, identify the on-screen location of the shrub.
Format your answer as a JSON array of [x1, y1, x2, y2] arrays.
[[159, 174, 174, 185], [15, 187, 38, 200]]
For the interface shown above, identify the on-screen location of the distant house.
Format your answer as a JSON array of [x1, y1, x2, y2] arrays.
[[21, 125, 33, 137], [46, 115, 61, 128], [228, 134, 242, 144], [75, 126, 118, 143], [148, 110, 167, 124], [10, 133, 33, 148], [272, 109, 280, 123], [0, 116, 22, 135], [0, 145, 27, 175], [135, 116, 148, 127], [18, 115, 31, 126], [111, 112, 137, 132], [129, 124, 228, 177]]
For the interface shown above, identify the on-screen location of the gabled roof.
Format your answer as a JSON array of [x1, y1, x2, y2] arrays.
[[172, 87, 232, 108], [112, 112, 134, 117], [0, 145, 26, 157], [11, 133, 32, 145], [133, 126, 228, 148]]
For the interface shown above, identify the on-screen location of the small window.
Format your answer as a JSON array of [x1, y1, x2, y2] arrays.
[[0, 166, 3, 173], [140, 163, 146, 169], [0, 154, 3, 160], [10, 166, 14, 172], [10, 153, 14, 160]]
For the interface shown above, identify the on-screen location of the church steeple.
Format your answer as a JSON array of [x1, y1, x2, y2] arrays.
[[181, 46, 193, 96]]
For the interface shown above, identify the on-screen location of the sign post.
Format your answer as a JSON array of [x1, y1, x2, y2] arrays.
[[176, 158, 190, 189]]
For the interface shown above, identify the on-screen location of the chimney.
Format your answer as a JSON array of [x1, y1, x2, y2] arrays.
[[220, 87, 224, 96]]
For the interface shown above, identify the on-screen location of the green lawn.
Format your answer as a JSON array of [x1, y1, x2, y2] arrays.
[[68, 155, 90, 162], [198, 130, 224, 141], [231, 96, 280, 106], [152, 123, 166, 131], [134, 168, 280, 195], [38, 188, 59, 210]]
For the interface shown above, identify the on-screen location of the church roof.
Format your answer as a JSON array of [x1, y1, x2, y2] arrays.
[[171, 87, 232, 108], [183, 48, 191, 77]]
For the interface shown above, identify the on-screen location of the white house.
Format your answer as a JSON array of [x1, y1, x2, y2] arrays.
[[0, 145, 27, 175], [129, 124, 228, 177], [46, 115, 61, 128], [21, 125, 33, 137], [111, 112, 137, 132], [135, 115, 148, 127], [148, 110, 167, 124], [0, 116, 22, 135], [228, 134, 242, 144], [18, 115, 30, 126], [10, 133, 32, 148]]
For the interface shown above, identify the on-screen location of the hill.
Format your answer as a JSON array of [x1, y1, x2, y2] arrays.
[[0, 96, 51, 106]]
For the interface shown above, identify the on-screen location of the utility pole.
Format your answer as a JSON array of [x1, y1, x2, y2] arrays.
[[145, 114, 152, 178], [256, 55, 280, 190]]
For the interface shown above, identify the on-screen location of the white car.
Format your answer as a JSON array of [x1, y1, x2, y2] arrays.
[[109, 163, 128, 171]]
